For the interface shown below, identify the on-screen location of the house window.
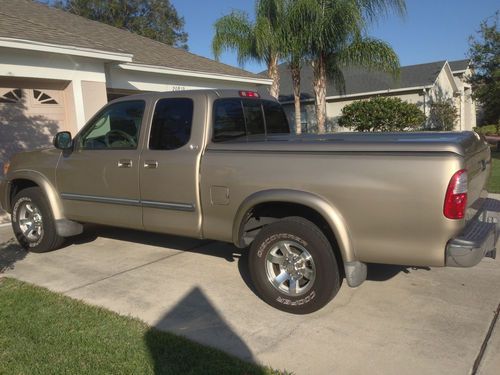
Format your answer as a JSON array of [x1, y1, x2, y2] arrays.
[[0, 89, 23, 104], [33, 90, 58, 104]]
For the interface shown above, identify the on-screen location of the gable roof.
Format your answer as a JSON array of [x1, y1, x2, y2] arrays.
[[0, 0, 264, 81], [277, 61, 446, 101], [448, 59, 470, 73]]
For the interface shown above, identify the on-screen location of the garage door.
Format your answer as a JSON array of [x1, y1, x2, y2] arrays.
[[0, 86, 67, 171]]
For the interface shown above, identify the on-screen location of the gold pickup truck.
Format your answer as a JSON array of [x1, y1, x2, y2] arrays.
[[0, 90, 497, 313]]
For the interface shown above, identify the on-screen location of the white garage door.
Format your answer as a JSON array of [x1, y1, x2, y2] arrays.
[[0, 86, 67, 170]]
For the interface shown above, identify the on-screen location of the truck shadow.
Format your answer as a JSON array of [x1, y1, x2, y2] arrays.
[[67, 224, 426, 294], [0, 238, 27, 274], [366, 263, 431, 282], [144, 287, 263, 374], [67, 224, 260, 295]]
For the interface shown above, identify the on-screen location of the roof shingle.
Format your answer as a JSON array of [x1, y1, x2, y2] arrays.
[[277, 61, 447, 101], [448, 59, 470, 73]]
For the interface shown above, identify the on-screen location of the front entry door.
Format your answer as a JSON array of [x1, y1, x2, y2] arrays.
[[57, 100, 146, 228], [139, 97, 202, 237]]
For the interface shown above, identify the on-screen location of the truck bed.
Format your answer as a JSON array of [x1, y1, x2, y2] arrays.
[[207, 131, 486, 156]]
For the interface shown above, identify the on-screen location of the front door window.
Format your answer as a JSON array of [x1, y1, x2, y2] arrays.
[[78, 100, 145, 150]]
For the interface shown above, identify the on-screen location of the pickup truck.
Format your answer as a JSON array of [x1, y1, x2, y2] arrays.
[[0, 89, 497, 314]]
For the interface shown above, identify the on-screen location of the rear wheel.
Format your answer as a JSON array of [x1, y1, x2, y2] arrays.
[[249, 217, 341, 314], [11, 187, 64, 253]]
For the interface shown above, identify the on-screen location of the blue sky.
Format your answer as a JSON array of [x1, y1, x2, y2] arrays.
[[171, 0, 499, 73]]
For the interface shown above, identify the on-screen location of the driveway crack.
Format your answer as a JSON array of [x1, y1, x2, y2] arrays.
[[471, 301, 500, 375]]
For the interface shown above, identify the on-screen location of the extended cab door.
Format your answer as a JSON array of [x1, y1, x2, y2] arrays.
[[56, 100, 146, 228], [139, 95, 205, 237]]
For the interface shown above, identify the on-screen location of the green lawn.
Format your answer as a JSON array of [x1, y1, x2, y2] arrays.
[[488, 151, 500, 194], [0, 278, 284, 375]]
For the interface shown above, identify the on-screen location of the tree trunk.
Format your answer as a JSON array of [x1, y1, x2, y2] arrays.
[[291, 65, 302, 134], [312, 54, 327, 133], [267, 55, 280, 99]]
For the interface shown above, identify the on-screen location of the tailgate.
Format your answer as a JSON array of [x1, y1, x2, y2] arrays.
[[464, 133, 491, 220]]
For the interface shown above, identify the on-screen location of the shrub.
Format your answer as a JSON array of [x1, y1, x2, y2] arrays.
[[338, 97, 425, 132], [474, 124, 500, 136], [427, 99, 458, 131]]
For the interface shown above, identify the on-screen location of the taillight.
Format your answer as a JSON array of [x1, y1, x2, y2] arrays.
[[239, 90, 260, 98], [444, 169, 468, 219]]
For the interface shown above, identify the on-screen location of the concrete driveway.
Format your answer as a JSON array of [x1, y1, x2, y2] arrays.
[[0, 223, 499, 375]]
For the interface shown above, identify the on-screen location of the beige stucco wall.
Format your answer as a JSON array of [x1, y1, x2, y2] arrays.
[[63, 81, 78, 134], [429, 64, 476, 131], [81, 80, 108, 122], [453, 67, 476, 130], [429, 66, 456, 102]]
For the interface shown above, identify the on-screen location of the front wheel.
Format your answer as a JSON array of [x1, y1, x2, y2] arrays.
[[249, 217, 341, 314], [11, 187, 64, 253]]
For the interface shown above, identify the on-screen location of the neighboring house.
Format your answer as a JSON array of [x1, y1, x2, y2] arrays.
[[277, 59, 475, 133], [449, 59, 476, 130], [0, 0, 271, 168]]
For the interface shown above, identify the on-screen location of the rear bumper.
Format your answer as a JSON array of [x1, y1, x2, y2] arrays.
[[446, 201, 498, 267]]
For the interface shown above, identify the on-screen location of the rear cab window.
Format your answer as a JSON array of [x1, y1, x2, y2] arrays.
[[212, 98, 289, 142]]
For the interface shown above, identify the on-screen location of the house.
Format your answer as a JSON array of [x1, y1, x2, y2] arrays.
[[277, 59, 476, 133], [0, 0, 271, 166]]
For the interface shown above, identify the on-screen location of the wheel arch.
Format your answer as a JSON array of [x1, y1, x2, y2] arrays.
[[7, 170, 64, 220], [232, 189, 355, 264]]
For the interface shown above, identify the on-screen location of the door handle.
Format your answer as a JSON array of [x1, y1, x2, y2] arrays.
[[117, 159, 133, 168], [143, 160, 159, 169]]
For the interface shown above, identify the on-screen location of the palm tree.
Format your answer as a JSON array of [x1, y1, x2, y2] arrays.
[[282, 0, 311, 134], [298, 0, 406, 133], [212, 0, 286, 98]]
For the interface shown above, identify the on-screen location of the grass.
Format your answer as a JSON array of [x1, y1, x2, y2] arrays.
[[0, 278, 284, 375], [488, 150, 500, 194]]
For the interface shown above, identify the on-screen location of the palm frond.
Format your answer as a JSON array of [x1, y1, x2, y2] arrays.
[[338, 36, 400, 76], [356, 0, 406, 24], [324, 57, 347, 94], [212, 11, 257, 66]]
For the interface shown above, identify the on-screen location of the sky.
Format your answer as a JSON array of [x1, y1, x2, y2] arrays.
[[171, 0, 499, 73]]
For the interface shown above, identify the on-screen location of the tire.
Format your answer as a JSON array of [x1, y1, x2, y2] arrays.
[[249, 217, 341, 314], [11, 187, 64, 253]]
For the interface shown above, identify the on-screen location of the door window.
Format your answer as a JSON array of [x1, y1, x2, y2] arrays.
[[78, 100, 145, 150], [149, 98, 194, 150]]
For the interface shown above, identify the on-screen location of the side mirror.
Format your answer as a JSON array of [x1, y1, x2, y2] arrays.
[[53, 131, 73, 150]]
